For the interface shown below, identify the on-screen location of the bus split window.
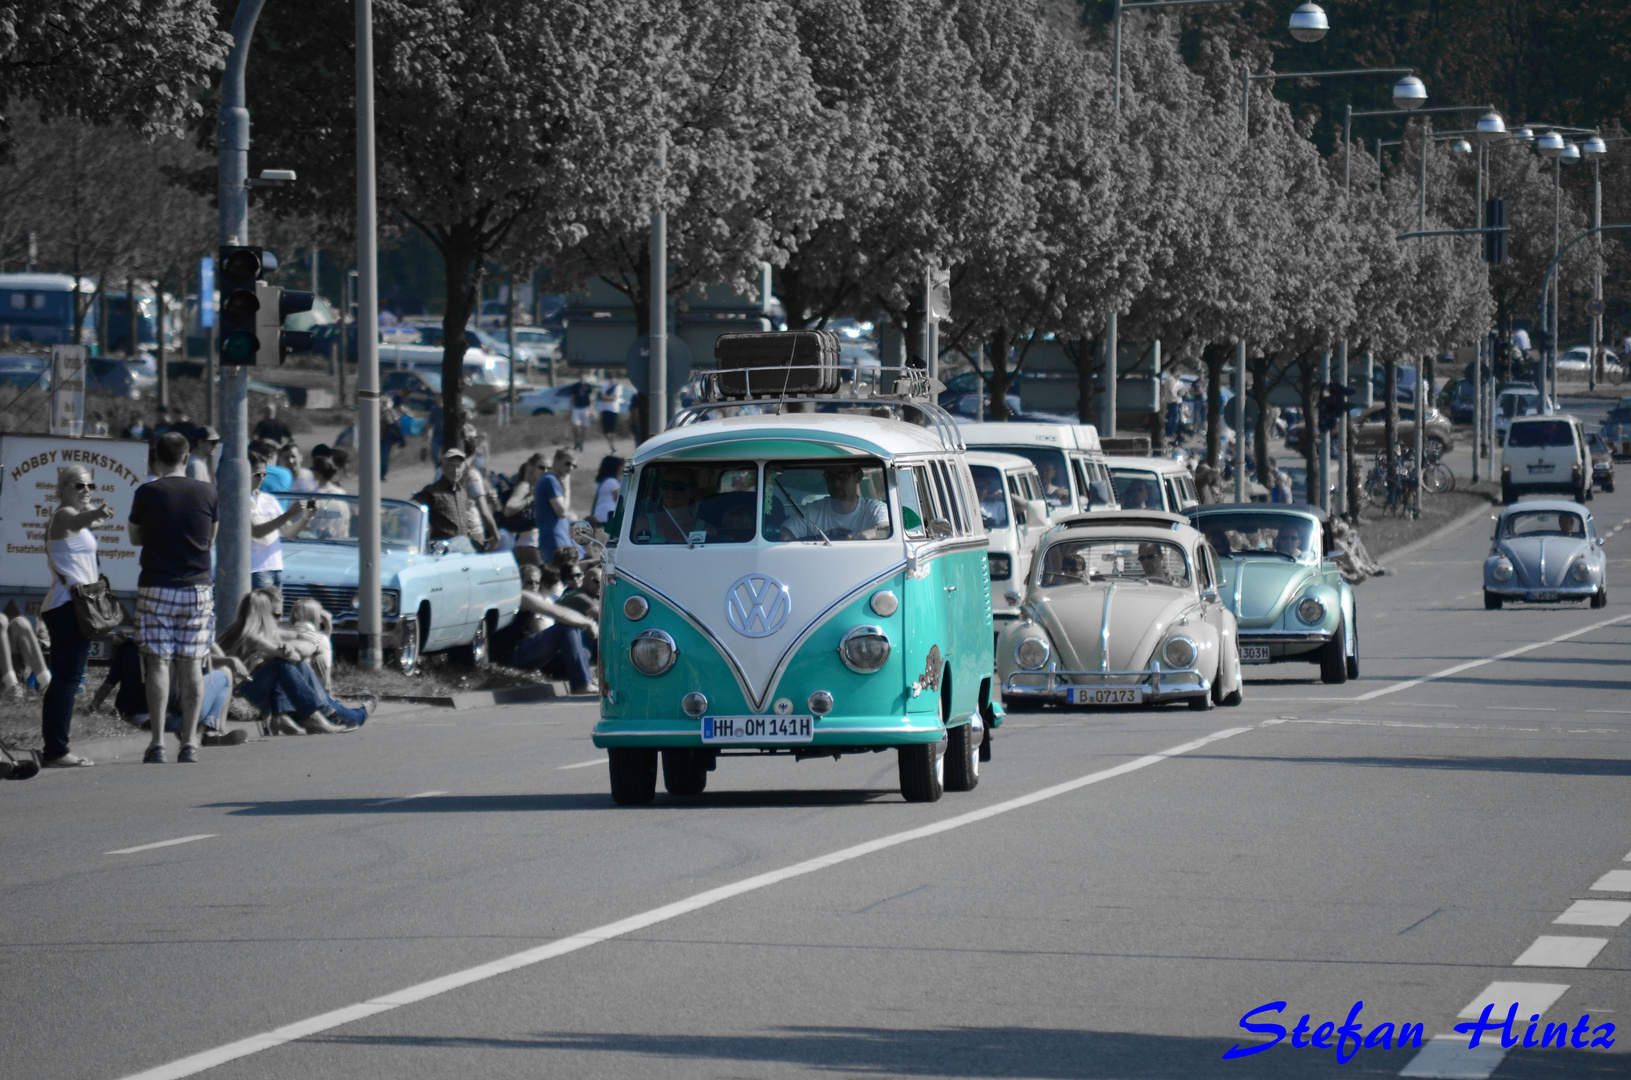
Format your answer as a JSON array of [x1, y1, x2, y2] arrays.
[[630, 461, 758, 545], [766, 459, 892, 542], [897, 466, 929, 538]]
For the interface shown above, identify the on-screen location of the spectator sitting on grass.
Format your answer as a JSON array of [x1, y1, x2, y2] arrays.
[[0, 611, 49, 703], [490, 563, 596, 692], [217, 591, 373, 735], [90, 633, 245, 747], [557, 560, 601, 622]]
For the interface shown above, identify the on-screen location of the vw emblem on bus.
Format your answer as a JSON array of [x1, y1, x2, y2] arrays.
[[725, 573, 791, 637]]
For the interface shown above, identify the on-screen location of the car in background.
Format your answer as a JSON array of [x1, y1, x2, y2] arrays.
[[1438, 377, 1477, 424], [1554, 345, 1626, 379], [1348, 403, 1455, 457], [411, 323, 541, 374], [1370, 365, 1420, 404], [1483, 500, 1606, 610], [86, 356, 158, 398], [1495, 384, 1552, 445], [998, 509, 1244, 710], [1106, 455, 1199, 513], [1598, 406, 1631, 457], [380, 369, 476, 414], [275, 493, 521, 674], [1186, 503, 1358, 684], [1586, 431, 1615, 492], [516, 380, 633, 416], [0, 354, 49, 390], [1502, 414, 1591, 504], [966, 450, 1051, 632], [512, 326, 562, 363]]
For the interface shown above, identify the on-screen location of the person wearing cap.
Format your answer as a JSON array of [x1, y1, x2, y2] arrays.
[[188, 426, 221, 485], [411, 447, 494, 549]]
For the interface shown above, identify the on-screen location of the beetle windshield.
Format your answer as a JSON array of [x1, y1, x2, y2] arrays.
[[1192, 512, 1319, 561], [767, 459, 892, 542], [629, 461, 758, 545], [1039, 539, 1190, 587], [1503, 509, 1584, 538], [969, 465, 1010, 529]]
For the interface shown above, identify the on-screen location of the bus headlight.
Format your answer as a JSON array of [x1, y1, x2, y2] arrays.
[[1295, 596, 1326, 624], [1493, 561, 1514, 582], [1162, 636, 1197, 669], [837, 626, 891, 673], [630, 630, 677, 676], [1015, 637, 1050, 670]]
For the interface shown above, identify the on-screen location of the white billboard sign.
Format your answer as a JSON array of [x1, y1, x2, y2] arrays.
[[0, 435, 152, 597]]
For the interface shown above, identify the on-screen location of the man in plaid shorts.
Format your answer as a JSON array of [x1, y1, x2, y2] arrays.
[[128, 431, 219, 763]]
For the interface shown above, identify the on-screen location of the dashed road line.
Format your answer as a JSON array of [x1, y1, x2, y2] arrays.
[[106, 834, 216, 856], [557, 757, 607, 770], [362, 791, 447, 807], [1589, 869, 1631, 891], [1400, 982, 1572, 1079], [1554, 900, 1631, 927], [113, 722, 1260, 1080], [1512, 935, 1608, 968]]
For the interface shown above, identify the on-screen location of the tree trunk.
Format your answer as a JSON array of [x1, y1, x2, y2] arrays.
[[777, 266, 809, 330], [989, 326, 1011, 421], [1202, 342, 1229, 469], [1074, 336, 1097, 425], [156, 276, 167, 408], [1300, 353, 1319, 490], [1383, 357, 1399, 481], [440, 232, 482, 443]]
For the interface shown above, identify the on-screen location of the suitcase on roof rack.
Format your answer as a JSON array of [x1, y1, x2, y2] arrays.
[[714, 330, 841, 397]]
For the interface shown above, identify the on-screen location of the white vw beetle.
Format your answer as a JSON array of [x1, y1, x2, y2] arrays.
[[998, 510, 1244, 710]]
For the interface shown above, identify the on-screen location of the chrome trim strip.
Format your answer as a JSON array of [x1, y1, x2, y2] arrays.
[[1099, 583, 1114, 673], [593, 728, 698, 737], [1238, 630, 1331, 642]]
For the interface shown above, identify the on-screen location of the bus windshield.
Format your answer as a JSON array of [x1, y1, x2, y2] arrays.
[[766, 459, 892, 542], [629, 461, 759, 545]]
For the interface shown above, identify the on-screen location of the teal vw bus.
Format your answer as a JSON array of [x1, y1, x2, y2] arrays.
[[591, 370, 999, 805]]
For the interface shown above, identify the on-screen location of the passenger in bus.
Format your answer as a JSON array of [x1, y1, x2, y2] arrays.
[[1035, 460, 1069, 506], [781, 464, 889, 540], [1121, 479, 1151, 509], [973, 470, 1008, 528]]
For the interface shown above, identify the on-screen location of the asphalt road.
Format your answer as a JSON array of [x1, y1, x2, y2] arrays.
[[4, 440, 1630, 1080]]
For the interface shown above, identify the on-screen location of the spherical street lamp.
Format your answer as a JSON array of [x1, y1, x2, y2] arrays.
[[1514, 126, 1535, 142], [1451, 138, 1473, 155], [1476, 112, 1506, 143], [1288, 3, 1329, 43], [1561, 141, 1581, 166], [1583, 135, 1607, 157], [1536, 129, 1565, 158], [1391, 76, 1427, 110]]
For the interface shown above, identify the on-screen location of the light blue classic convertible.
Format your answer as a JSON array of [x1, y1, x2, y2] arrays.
[[274, 495, 521, 672], [1185, 503, 1359, 684], [1483, 500, 1607, 610]]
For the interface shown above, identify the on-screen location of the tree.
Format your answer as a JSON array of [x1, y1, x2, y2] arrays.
[[0, 0, 228, 143]]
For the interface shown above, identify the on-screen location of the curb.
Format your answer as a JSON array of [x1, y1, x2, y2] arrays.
[[378, 683, 578, 711], [1371, 500, 1496, 562]]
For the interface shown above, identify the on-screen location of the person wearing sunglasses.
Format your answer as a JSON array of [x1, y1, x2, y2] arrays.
[[249, 450, 317, 592], [35, 466, 116, 767]]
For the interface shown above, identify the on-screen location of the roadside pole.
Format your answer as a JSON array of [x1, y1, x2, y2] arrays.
[[650, 135, 667, 434], [355, 0, 383, 669], [1414, 361, 1425, 518], [1234, 341, 1246, 502], [1336, 339, 1349, 518], [1318, 348, 1331, 512], [505, 270, 517, 426], [213, 0, 267, 628]]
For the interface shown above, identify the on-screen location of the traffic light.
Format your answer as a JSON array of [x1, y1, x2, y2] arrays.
[[256, 285, 314, 363], [216, 245, 265, 365], [1318, 383, 1351, 433], [1484, 199, 1507, 264]]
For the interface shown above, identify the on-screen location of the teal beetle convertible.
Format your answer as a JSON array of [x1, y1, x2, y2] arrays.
[[1184, 503, 1358, 684]]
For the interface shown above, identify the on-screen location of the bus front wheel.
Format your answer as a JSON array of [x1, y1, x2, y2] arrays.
[[898, 742, 945, 803], [608, 749, 657, 806]]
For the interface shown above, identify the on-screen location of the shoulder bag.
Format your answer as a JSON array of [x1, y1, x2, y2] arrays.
[[45, 529, 128, 640]]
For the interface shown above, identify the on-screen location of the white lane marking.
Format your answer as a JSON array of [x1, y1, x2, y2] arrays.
[[362, 791, 447, 807], [1485, 706, 1555, 712], [105, 834, 217, 856], [1456, 981, 1570, 1020], [1625, 848, 1631, 861], [1555, 900, 1631, 927], [1399, 1036, 1506, 1079], [1589, 869, 1631, 891], [113, 723, 1258, 1080], [1289, 719, 1539, 732], [1586, 710, 1631, 715], [1352, 614, 1631, 702], [557, 757, 607, 770], [1512, 935, 1608, 968]]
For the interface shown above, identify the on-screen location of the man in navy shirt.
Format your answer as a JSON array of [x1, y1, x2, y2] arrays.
[[533, 447, 579, 561], [128, 432, 219, 763]]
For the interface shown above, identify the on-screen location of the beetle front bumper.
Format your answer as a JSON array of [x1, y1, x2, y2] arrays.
[[1483, 583, 1600, 601], [1002, 665, 1209, 704]]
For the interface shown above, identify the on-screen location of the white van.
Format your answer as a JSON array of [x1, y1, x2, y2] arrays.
[[958, 422, 1118, 518], [1105, 455, 1199, 513], [1503, 414, 1592, 504], [965, 451, 1050, 630]]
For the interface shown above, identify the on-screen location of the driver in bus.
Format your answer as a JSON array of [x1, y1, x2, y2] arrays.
[[1035, 460, 1069, 506], [783, 464, 888, 540], [635, 467, 714, 544]]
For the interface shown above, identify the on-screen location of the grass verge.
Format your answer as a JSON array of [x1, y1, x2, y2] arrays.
[[1356, 480, 1497, 559]]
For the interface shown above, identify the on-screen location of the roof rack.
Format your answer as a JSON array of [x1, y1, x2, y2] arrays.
[[672, 364, 965, 452]]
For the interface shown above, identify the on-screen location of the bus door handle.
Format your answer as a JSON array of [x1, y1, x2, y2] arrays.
[[944, 585, 957, 593]]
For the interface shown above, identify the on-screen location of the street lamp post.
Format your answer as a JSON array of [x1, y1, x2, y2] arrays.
[[1584, 136, 1608, 387]]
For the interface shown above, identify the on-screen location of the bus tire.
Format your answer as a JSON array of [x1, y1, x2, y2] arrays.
[[898, 742, 944, 803], [661, 748, 708, 797], [608, 748, 657, 806], [944, 722, 979, 792]]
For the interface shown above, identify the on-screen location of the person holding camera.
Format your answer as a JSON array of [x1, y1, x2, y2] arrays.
[[38, 466, 117, 768], [250, 449, 317, 592]]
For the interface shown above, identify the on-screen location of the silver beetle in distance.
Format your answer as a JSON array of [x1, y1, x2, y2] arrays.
[[1483, 500, 1607, 610]]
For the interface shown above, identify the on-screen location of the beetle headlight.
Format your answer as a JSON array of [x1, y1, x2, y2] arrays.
[[630, 630, 677, 676], [1572, 560, 1591, 582], [837, 626, 891, 673], [1493, 561, 1514, 582], [1162, 636, 1197, 669], [1015, 637, 1050, 670], [1295, 596, 1326, 624]]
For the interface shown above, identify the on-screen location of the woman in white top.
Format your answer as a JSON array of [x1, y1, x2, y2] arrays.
[[250, 450, 317, 591], [39, 465, 116, 766]]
